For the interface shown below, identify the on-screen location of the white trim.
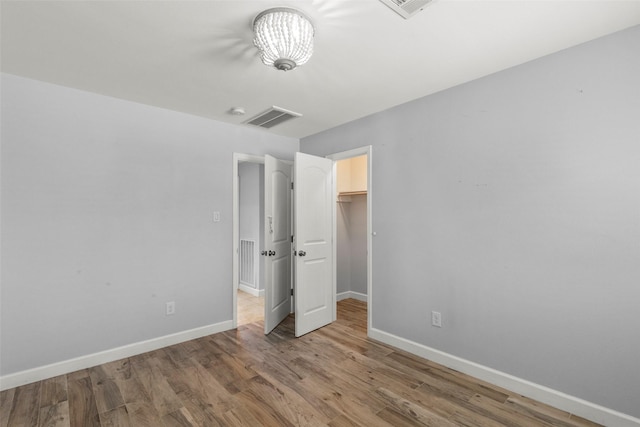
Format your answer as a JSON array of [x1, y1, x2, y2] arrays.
[[0, 320, 233, 391], [238, 283, 265, 297], [337, 291, 368, 302], [369, 328, 640, 427], [326, 146, 373, 335]]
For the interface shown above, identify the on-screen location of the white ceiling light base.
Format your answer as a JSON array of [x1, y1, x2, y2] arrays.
[[253, 7, 315, 71], [274, 58, 296, 72]]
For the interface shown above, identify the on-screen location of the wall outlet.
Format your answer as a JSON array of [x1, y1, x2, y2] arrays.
[[166, 301, 176, 316], [213, 211, 221, 222], [431, 311, 442, 327]]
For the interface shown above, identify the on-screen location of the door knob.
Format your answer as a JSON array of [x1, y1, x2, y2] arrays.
[[268, 250, 276, 256], [298, 250, 306, 257]]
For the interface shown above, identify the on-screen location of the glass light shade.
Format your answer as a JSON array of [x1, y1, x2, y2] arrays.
[[253, 8, 314, 71]]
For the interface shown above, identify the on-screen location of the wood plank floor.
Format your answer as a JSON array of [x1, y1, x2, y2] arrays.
[[237, 290, 264, 327], [1, 299, 602, 427]]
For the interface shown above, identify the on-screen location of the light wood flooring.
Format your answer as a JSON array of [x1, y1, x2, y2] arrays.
[[236, 290, 264, 327], [1, 299, 602, 427]]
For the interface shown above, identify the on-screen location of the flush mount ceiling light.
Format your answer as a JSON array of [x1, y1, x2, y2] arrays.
[[253, 7, 315, 71]]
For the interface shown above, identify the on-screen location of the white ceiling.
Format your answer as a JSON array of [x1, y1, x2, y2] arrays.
[[2, 1, 639, 139]]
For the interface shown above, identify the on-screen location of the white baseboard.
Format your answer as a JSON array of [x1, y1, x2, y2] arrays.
[[0, 320, 233, 391], [239, 283, 264, 297], [368, 328, 640, 427], [337, 291, 368, 302]]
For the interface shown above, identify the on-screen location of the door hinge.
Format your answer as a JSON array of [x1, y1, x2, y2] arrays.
[[291, 235, 294, 243], [291, 182, 294, 190], [291, 289, 294, 296]]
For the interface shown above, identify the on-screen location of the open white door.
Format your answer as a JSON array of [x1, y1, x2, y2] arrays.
[[294, 152, 335, 337], [263, 155, 292, 334]]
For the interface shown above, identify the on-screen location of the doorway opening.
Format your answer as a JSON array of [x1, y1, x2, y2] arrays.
[[335, 155, 368, 302], [232, 147, 372, 334], [232, 153, 265, 329], [327, 146, 372, 332], [237, 161, 265, 327]]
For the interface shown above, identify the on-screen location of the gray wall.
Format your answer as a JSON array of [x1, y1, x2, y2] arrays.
[[337, 195, 368, 296], [301, 26, 640, 418], [0, 73, 298, 375], [336, 201, 351, 295], [348, 195, 368, 296]]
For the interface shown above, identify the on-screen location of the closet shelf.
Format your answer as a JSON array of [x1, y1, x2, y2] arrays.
[[337, 191, 367, 203], [338, 191, 367, 196]]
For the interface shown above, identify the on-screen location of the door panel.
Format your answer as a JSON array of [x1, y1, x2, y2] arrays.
[[294, 152, 334, 337], [264, 155, 292, 334]]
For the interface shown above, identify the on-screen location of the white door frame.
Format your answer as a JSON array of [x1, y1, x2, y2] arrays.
[[232, 153, 265, 329], [326, 146, 373, 334]]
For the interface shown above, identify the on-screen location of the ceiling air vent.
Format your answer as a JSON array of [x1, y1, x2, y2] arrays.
[[379, 0, 434, 19], [245, 106, 302, 129]]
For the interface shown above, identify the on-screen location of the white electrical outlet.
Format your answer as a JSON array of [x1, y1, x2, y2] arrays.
[[213, 211, 221, 222], [431, 311, 442, 327], [166, 301, 176, 316]]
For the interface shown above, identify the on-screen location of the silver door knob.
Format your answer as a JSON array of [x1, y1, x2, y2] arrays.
[[298, 250, 306, 257]]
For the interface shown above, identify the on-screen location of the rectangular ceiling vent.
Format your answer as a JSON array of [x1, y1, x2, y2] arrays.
[[379, 0, 434, 19], [245, 106, 302, 129]]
